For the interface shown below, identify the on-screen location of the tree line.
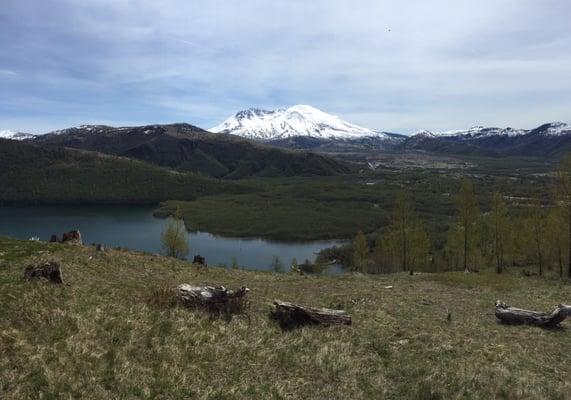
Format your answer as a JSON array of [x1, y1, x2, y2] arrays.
[[352, 155, 571, 278]]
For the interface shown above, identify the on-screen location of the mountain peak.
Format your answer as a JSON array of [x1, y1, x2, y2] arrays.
[[211, 105, 388, 140]]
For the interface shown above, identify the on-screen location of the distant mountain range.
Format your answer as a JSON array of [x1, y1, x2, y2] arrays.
[[211, 105, 571, 157], [401, 122, 571, 157], [2, 105, 570, 157]]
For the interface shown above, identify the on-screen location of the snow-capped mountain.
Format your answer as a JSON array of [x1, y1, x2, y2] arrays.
[[0, 129, 35, 141], [211, 105, 390, 141]]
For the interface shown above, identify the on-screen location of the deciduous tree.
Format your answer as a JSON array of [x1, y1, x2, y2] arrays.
[[457, 179, 480, 271]]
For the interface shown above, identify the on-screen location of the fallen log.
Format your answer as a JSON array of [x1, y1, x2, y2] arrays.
[[176, 284, 249, 311], [24, 262, 64, 284], [495, 301, 571, 328], [271, 300, 352, 329]]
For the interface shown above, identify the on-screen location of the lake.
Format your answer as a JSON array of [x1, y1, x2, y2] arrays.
[[0, 206, 346, 274]]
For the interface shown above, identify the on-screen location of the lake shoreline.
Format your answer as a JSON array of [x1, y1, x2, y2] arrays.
[[0, 205, 346, 273]]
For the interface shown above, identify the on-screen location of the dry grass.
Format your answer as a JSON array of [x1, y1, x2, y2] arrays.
[[1, 237, 570, 399]]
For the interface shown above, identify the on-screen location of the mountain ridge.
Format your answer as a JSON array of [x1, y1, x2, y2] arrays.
[[30, 123, 351, 178]]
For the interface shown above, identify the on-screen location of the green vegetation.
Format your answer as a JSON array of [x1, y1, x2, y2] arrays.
[[1, 237, 570, 399], [160, 215, 189, 259], [156, 176, 390, 240], [319, 155, 571, 279], [0, 139, 246, 204]]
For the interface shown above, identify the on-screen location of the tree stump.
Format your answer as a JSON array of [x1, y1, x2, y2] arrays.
[[49, 235, 59, 243], [176, 283, 250, 306], [24, 262, 64, 284], [61, 230, 82, 245], [495, 301, 571, 328], [271, 300, 352, 329], [192, 255, 206, 266]]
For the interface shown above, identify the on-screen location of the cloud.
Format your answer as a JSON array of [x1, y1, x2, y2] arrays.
[[0, 0, 570, 133]]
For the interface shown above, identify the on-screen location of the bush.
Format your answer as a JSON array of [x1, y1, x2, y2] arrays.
[[160, 217, 189, 259]]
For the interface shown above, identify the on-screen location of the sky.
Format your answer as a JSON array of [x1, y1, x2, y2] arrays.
[[0, 0, 570, 134]]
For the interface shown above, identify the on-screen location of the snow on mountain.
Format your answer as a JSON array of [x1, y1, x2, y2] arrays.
[[0, 129, 35, 140], [410, 123, 570, 140], [537, 122, 570, 136], [411, 129, 437, 137], [211, 105, 389, 140]]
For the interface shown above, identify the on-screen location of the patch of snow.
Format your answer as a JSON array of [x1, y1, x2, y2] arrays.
[[543, 122, 570, 136], [0, 129, 35, 140], [411, 129, 437, 138]]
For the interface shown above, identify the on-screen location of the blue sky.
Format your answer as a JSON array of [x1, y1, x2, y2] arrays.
[[1, 0, 570, 134]]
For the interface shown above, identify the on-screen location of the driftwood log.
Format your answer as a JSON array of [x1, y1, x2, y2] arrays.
[[495, 301, 571, 328], [176, 284, 249, 306], [271, 300, 352, 329], [24, 262, 63, 284]]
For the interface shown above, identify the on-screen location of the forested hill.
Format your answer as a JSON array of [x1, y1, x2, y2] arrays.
[[30, 123, 351, 178], [0, 139, 246, 204]]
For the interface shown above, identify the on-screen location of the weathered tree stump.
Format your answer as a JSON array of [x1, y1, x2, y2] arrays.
[[192, 255, 206, 266], [24, 262, 64, 284], [61, 230, 82, 245], [495, 301, 571, 328], [271, 300, 352, 329]]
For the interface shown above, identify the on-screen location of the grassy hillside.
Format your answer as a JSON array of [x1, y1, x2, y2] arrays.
[[1, 237, 570, 399], [0, 139, 246, 204], [31, 124, 351, 178]]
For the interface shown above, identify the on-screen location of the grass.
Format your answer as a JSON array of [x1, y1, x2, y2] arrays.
[[1, 236, 570, 399]]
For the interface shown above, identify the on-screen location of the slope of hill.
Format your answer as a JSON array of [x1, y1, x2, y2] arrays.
[[31, 123, 350, 178], [0, 139, 245, 204], [1, 236, 570, 399]]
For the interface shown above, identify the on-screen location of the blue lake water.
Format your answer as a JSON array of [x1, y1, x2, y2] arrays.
[[0, 206, 346, 273]]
